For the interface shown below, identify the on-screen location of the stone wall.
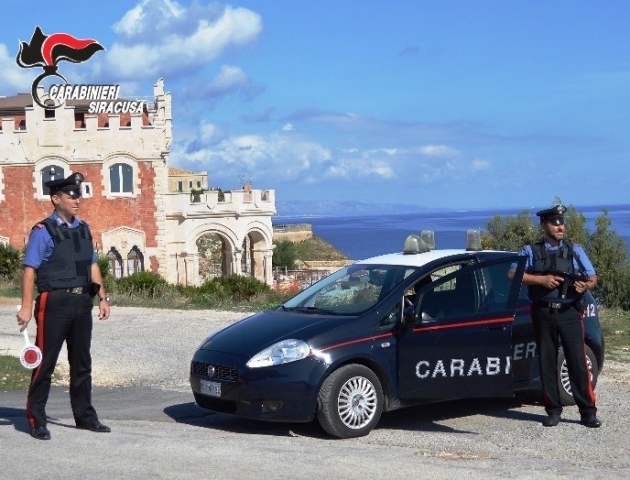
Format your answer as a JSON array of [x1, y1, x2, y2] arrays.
[[273, 223, 313, 243]]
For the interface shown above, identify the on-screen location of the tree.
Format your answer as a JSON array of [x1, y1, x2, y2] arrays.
[[586, 211, 630, 309], [481, 210, 538, 252], [273, 240, 297, 269]]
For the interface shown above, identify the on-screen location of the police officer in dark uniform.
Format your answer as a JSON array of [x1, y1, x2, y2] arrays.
[[16, 173, 111, 440], [520, 204, 600, 428]]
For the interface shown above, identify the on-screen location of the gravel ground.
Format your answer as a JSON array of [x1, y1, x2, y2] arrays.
[[2, 300, 630, 478]]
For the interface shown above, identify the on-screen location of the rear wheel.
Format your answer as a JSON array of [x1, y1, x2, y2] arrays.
[[317, 364, 383, 438], [558, 345, 599, 406]]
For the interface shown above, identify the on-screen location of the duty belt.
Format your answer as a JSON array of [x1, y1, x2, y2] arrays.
[[58, 286, 89, 294], [536, 301, 569, 309], [544, 301, 563, 309]]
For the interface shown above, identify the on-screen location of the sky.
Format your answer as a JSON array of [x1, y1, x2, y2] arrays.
[[1, 0, 629, 210]]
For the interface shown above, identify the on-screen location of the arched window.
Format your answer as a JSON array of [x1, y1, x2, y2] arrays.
[[41, 165, 66, 195], [109, 163, 134, 194], [108, 247, 123, 279], [127, 246, 144, 275]]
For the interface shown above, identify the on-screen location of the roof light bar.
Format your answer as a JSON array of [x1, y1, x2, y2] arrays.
[[466, 229, 483, 251], [403, 233, 432, 255], [420, 230, 435, 250]]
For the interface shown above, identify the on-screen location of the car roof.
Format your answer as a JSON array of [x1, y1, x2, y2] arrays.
[[355, 249, 515, 268]]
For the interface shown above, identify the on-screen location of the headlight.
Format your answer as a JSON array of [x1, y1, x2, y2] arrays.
[[246, 339, 311, 368]]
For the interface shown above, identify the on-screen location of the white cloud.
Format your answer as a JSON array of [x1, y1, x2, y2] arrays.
[[174, 125, 333, 186], [0, 43, 35, 93], [113, 0, 185, 37], [173, 120, 488, 189], [471, 159, 491, 171], [209, 65, 248, 91], [95, 2, 262, 81], [418, 145, 460, 157]]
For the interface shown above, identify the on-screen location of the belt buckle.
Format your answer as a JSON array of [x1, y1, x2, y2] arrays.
[[71, 287, 83, 294], [550, 302, 561, 309]]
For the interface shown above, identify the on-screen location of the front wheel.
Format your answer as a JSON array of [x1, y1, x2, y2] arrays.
[[317, 364, 383, 438], [558, 345, 599, 406]]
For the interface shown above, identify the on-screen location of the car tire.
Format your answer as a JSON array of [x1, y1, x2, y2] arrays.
[[558, 345, 599, 406], [317, 364, 383, 438]]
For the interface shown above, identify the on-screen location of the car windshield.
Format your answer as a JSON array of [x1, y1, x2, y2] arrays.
[[282, 264, 418, 315]]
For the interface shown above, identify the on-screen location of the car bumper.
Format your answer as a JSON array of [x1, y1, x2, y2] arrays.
[[190, 349, 328, 423]]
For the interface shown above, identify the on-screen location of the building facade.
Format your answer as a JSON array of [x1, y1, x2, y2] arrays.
[[0, 78, 276, 285]]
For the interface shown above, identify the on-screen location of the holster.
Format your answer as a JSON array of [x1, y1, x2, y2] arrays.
[[88, 282, 101, 298]]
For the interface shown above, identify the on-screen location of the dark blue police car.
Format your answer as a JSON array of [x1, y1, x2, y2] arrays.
[[190, 232, 604, 438]]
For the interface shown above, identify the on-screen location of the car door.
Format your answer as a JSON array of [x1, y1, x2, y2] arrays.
[[397, 255, 526, 400]]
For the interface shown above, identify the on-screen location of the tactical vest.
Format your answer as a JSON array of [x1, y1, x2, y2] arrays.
[[35, 218, 94, 292], [527, 239, 587, 303]]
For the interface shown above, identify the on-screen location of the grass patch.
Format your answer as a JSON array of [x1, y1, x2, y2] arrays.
[[598, 307, 630, 362], [0, 355, 32, 391]]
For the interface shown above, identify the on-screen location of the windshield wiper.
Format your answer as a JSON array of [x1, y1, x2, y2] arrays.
[[285, 306, 338, 315]]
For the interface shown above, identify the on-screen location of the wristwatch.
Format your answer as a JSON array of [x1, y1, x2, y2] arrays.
[[99, 296, 110, 302]]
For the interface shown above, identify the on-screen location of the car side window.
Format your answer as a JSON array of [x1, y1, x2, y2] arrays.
[[418, 260, 520, 322], [419, 270, 478, 321]]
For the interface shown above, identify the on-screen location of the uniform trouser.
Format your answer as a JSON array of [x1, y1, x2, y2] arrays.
[[531, 303, 597, 417], [26, 290, 98, 429]]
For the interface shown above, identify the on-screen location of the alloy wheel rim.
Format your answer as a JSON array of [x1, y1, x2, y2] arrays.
[[337, 376, 378, 429]]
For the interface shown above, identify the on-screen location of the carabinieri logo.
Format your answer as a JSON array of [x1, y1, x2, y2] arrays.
[[16, 26, 144, 114]]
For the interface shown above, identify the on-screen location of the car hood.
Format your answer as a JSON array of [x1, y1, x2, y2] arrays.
[[197, 309, 342, 357]]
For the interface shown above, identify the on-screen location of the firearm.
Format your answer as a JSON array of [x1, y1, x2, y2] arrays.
[[543, 268, 589, 283]]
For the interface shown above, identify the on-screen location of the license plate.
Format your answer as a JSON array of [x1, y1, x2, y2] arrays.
[[200, 379, 221, 397]]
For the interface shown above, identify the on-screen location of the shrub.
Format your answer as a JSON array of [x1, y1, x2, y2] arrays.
[[115, 271, 168, 297], [207, 274, 271, 302], [96, 254, 116, 292], [0, 243, 22, 279]]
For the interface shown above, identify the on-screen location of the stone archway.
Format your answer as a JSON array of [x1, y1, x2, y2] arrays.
[[241, 229, 270, 280], [165, 202, 275, 286], [197, 231, 231, 282]]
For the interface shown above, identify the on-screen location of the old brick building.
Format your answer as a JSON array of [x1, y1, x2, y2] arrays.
[[0, 78, 276, 285]]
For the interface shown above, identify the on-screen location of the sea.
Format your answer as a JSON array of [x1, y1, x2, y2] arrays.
[[274, 204, 630, 261]]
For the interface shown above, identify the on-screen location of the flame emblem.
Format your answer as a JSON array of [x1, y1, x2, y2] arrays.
[[16, 26, 104, 108]]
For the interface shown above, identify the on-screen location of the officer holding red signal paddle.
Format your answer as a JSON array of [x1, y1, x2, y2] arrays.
[[16, 172, 111, 440]]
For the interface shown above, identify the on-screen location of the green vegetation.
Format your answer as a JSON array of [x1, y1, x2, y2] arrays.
[[273, 240, 298, 269], [273, 235, 348, 270], [0, 243, 22, 280], [292, 235, 349, 261]]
